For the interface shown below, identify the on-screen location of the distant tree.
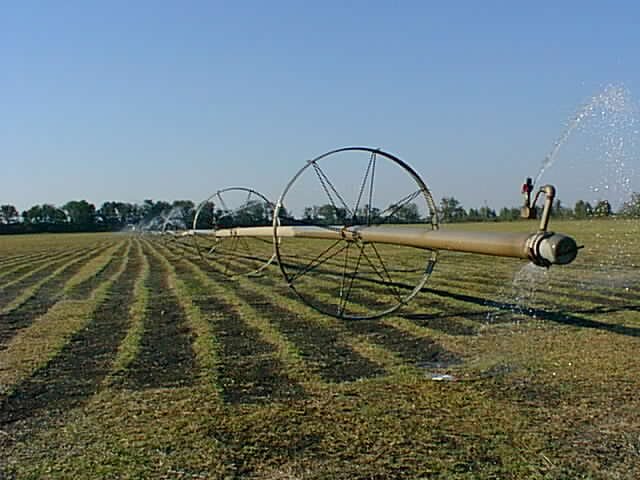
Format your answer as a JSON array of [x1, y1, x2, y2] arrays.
[[619, 192, 640, 217], [23, 205, 42, 224], [498, 207, 521, 221], [467, 208, 480, 221], [235, 199, 268, 226], [97, 201, 121, 227], [63, 200, 96, 226], [574, 200, 593, 219], [439, 197, 466, 223], [479, 205, 497, 221], [44, 204, 67, 223], [593, 199, 612, 217], [193, 201, 215, 229], [0, 205, 19, 224], [22, 204, 65, 224], [303, 206, 319, 222], [170, 200, 196, 228], [387, 202, 421, 223], [152, 201, 172, 220], [316, 204, 338, 224], [356, 204, 381, 224], [552, 199, 572, 219]]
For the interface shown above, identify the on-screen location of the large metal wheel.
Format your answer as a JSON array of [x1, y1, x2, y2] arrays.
[[273, 147, 439, 320], [160, 207, 191, 254], [192, 187, 277, 277]]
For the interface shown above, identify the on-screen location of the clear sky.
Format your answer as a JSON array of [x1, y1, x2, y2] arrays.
[[2, 1, 640, 213]]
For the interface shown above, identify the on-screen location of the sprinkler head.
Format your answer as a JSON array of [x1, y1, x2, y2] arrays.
[[540, 233, 580, 265], [527, 232, 579, 267]]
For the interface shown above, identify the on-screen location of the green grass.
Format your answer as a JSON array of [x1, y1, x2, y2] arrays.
[[1, 220, 639, 479]]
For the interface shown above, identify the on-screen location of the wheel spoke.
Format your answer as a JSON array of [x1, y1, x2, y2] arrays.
[[275, 147, 437, 319], [358, 243, 403, 303], [312, 162, 354, 220], [338, 242, 352, 315], [376, 189, 422, 225], [216, 192, 230, 213], [369, 243, 403, 302], [339, 241, 365, 317], [222, 235, 239, 275], [367, 153, 376, 225], [352, 152, 376, 225], [289, 240, 349, 283]]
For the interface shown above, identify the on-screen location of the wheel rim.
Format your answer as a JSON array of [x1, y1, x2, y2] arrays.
[[192, 187, 277, 277], [273, 147, 439, 320]]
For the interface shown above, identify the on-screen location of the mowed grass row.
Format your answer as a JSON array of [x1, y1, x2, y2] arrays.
[[161, 238, 464, 375], [0, 237, 132, 393], [0, 245, 106, 309], [1, 222, 639, 479], [0, 242, 123, 347], [157, 241, 387, 393], [0, 236, 543, 478], [0, 247, 83, 282]]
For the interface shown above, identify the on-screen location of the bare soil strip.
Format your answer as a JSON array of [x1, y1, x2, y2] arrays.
[[0, 242, 141, 429], [0, 245, 112, 346], [189, 257, 385, 383], [169, 258, 306, 404], [65, 242, 130, 300], [122, 245, 197, 389]]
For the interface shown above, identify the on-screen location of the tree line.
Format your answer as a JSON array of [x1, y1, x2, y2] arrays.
[[1, 193, 639, 234]]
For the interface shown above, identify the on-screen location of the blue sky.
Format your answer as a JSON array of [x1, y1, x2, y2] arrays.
[[2, 1, 639, 212]]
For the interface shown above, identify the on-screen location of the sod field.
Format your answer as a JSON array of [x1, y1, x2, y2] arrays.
[[1, 219, 639, 479]]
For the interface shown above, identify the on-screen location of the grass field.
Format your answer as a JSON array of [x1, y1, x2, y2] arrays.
[[1, 219, 639, 479]]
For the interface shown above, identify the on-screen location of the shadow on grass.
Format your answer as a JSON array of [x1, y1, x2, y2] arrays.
[[419, 288, 640, 338]]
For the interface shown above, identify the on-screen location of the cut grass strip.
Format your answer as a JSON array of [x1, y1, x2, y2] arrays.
[[161, 241, 410, 371], [154, 241, 311, 401], [193, 267, 386, 383], [0, 246, 115, 346], [107, 240, 150, 382], [0, 249, 79, 282], [0, 241, 130, 398], [0, 240, 141, 428], [0, 248, 94, 308], [0, 244, 112, 315], [144, 242, 220, 390], [120, 242, 197, 390], [0, 250, 63, 269], [63, 240, 129, 298], [176, 250, 409, 381]]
